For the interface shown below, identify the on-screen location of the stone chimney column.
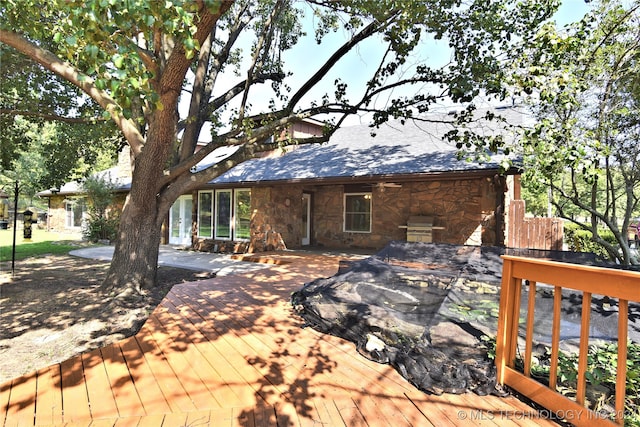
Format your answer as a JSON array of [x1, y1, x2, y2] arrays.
[[116, 146, 133, 179]]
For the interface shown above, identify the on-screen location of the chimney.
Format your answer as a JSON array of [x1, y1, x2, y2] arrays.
[[116, 145, 133, 179]]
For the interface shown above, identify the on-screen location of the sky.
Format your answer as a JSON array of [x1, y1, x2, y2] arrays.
[[185, 0, 594, 140], [556, 0, 593, 25]]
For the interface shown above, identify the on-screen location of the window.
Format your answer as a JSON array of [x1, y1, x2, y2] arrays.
[[215, 190, 232, 239], [234, 189, 251, 240], [202, 189, 251, 240], [65, 198, 86, 229], [198, 191, 213, 237], [344, 193, 371, 233]]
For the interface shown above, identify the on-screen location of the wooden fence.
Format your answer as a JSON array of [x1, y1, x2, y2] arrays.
[[508, 200, 563, 250]]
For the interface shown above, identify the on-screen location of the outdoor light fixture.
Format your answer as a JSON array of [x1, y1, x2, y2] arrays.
[[23, 209, 33, 240]]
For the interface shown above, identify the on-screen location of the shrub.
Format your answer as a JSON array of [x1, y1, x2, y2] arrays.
[[485, 333, 640, 426], [81, 175, 119, 243], [564, 223, 618, 261], [83, 214, 119, 242], [522, 342, 640, 426]]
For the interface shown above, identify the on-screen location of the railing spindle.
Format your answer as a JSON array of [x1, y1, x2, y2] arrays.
[[549, 286, 562, 391], [524, 281, 537, 377], [616, 299, 629, 425], [511, 278, 523, 368], [576, 292, 592, 406]]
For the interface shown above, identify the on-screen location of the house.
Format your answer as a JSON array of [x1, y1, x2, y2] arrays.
[[40, 161, 131, 232], [198, 109, 523, 252], [40, 107, 525, 252]]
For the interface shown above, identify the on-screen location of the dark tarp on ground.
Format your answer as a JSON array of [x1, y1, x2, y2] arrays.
[[291, 241, 635, 396]]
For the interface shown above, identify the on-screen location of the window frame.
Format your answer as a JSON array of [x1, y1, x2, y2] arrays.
[[197, 190, 214, 238], [343, 192, 372, 233], [206, 188, 252, 241], [233, 189, 251, 241], [214, 189, 232, 240], [65, 198, 86, 229]]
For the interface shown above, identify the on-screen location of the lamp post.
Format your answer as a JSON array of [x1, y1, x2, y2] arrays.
[[11, 181, 18, 276]]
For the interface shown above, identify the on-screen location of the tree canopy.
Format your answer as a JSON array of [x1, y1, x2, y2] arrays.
[[0, 43, 121, 199], [0, 0, 560, 293], [508, 0, 640, 264]]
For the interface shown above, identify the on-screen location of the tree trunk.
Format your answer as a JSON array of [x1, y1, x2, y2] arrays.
[[100, 199, 163, 298], [100, 125, 173, 297]]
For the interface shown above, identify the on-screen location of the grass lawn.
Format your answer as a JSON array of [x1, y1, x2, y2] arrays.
[[0, 228, 86, 262]]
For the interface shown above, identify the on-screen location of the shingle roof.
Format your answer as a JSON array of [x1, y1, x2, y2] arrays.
[[38, 106, 528, 196], [211, 106, 527, 185], [38, 168, 132, 196]]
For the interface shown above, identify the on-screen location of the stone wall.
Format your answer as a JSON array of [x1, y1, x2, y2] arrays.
[[47, 195, 67, 232], [249, 185, 305, 251], [246, 175, 506, 252], [310, 179, 499, 250]]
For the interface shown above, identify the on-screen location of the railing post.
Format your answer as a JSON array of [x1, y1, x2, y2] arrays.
[[496, 258, 515, 385]]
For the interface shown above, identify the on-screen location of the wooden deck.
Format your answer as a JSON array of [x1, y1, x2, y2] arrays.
[[1, 252, 559, 426]]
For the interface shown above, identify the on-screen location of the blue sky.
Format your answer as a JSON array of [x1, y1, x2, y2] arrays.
[[556, 0, 592, 26], [187, 0, 594, 136], [279, 0, 593, 125]]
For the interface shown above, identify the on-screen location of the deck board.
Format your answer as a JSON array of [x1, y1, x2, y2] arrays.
[[59, 357, 91, 423], [153, 298, 269, 405], [132, 331, 197, 413], [0, 251, 562, 426], [98, 344, 145, 418], [144, 312, 222, 411], [117, 337, 172, 415], [81, 349, 119, 420], [4, 372, 37, 426], [34, 365, 63, 426], [150, 302, 244, 409]]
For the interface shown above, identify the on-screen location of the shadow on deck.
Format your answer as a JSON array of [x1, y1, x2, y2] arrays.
[[1, 252, 559, 426]]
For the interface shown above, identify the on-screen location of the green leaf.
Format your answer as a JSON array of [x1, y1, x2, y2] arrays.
[[112, 54, 125, 69], [85, 44, 99, 58], [95, 78, 107, 90]]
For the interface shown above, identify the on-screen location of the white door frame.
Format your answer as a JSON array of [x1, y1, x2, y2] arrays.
[[169, 195, 193, 245], [301, 193, 311, 246]]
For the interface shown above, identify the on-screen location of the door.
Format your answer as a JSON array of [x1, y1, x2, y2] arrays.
[[301, 193, 311, 245], [169, 195, 193, 245]]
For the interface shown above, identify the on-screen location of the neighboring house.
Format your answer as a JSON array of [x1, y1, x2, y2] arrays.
[[40, 159, 131, 233], [39, 108, 525, 252]]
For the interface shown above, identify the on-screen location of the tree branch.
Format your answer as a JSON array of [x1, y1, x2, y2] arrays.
[[0, 29, 145, 155], [287, 15, 393, 110], [205, 72, 285, 116], [180, 31, 214, 162], [166, 111, 312, 183], [0, 108, 107, 124], [237, 0, 284, 123], [178, 3, 252, 154]]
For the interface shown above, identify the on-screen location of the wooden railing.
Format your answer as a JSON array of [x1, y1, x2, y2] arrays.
[[495, 256, 640, 426]]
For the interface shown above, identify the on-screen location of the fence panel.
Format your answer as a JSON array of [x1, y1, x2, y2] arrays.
[[508, 200, 563, 250]]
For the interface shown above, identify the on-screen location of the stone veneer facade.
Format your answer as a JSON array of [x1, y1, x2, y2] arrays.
[[45, 193, 126, 234], [45, 173, 513, 253], [240, 174, 513, 252]]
